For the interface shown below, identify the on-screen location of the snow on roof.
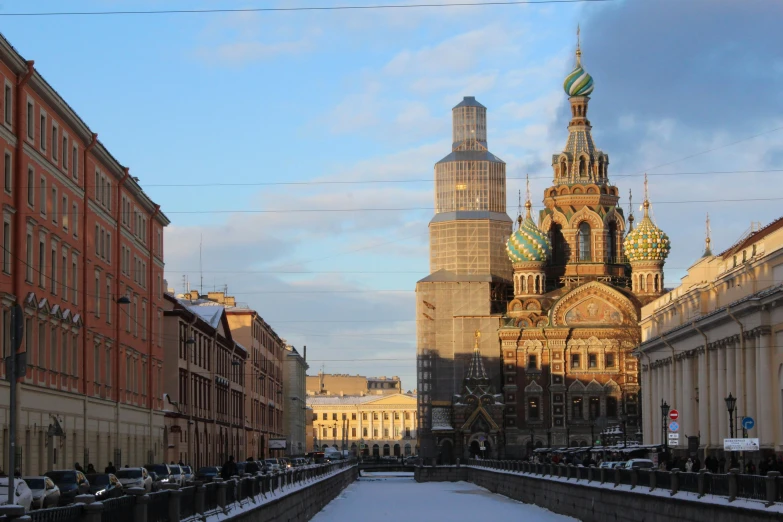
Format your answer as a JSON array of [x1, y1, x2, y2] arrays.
[[178, 298, 224, 329]]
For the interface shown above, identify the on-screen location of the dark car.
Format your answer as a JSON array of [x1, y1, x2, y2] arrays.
[[44, 470, 90, 506], [143, 464, 172, 486], [85, 474, 123, 500], [195, 467, 221, 483]]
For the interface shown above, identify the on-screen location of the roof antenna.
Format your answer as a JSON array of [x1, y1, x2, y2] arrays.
[[703, 213, 712, 257], [199, 233, 203, 296]]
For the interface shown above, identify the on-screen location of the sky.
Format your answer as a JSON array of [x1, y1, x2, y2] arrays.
[[2, 0, 782, 392]]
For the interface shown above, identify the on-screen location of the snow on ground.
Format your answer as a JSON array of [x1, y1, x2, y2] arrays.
[[312, 472, 578, 522]]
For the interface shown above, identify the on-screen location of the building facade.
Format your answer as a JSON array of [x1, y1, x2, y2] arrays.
[[283, 344, 308, 456], [162, 293, 247, 468], [306, 373, 401, 396], [418, 37, 661, 461], [199, 291, 285, 460], [415, 96, 513, 460], [307, 394, 418, 457], [0, 33, 169, 475], [638, 217, 783, 456]]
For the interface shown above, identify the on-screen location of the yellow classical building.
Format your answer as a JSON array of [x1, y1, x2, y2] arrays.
[[306, 394, 418, 457]]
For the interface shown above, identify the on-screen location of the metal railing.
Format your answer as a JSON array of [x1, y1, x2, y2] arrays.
[[29, 505, 83, 522], [100, 495, 136, 522], [178, 486, 197, 520], [467, 459, 783, 506], [147, 491, 171, 522]]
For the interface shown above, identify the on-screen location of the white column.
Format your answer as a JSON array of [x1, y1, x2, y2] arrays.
[[735, 338, 744, 419], [682, 356, 694, 436], [709, 349, 720, 446], [358, 410, 363, 443], [727, 341, 737, 413], [757, 332, 774, 446], [717, 348, 728, 439], [745, 336, 757, 430], [697, 348, 710, 450]]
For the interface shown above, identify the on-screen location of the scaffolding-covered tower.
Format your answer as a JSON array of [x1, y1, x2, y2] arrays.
[[416, 97, 512, 462]]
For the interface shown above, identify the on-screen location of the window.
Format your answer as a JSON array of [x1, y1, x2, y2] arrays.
[[528, 397, 539, 419], [351, 413, 356, 420], [72, 203, 78, 237], [27, 168, 33, 207], [62, 136, 68, 170], [38, 239, 45, 286], [332, 413, 337, 421], [608, 221, 618, 262], [363, 427, 368, 437], [606, 397, 618, 418], [51, 186, 57, 223], [107, 280, 112, 324], [605, 353, 615, 368], [588, 353, 597, 368], [38, 323, 46, 370], [94, 272, 100, 317], [373, 429, 378, 438], [571, 353, 580, 369], [362, 413, 367, 421], [61, 332, 68, 375], [3, 84, 10, 124], [52, 126, 58, 161], [40, 114, 46, 150], [39, 176, 46, 215], [571, 396, 583, 419], [589, 396, 601, 419], [95, 225, 100, 255], [26, 102, 33, 139], [578, 222, 591, 261], [321, 413, 327, 420], [2, 221, 9, 274], [61, 253, 67, 299], [106, 348, 111, 386], [527, 354, 537, 370], [3, 152, 10, 193], [106, 233, 111, 263], [141, 301, 146, 339], [72, 145, 78, 180], [50, 327, 57, 372], [25, 233, 32, 282], [94, 345, 100, 384], [72, 257, 78, 305]]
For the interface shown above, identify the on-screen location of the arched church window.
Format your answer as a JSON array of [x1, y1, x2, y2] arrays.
[[608, 221, 618, 262], [579, 158, 586, 177], [578, 222, 591, 261], [551, 224, 567, 265], [560, 161, 567, 178]]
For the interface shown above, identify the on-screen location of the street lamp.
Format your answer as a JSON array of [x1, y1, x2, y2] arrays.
[[724, 393, 736, 438], [660, 400, 669, 452]]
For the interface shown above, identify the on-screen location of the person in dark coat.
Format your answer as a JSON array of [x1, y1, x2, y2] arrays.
[[245, 457, 260, 475], [692, 457, 701, 473], [74, 462, 84, 472], [221, 456, 238, 480], [105, 462, 117, 474]]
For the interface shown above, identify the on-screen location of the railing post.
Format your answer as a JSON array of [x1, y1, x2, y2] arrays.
[[0, 506, 28, 522], [566, 464, 573, 480], [216, 479, 228, 511], [630, 468, 639, 489], [168, 489, 182, 521], [75, 494, 97, 505], [195, 484, 206, 515], [670, 468, 680, 496], [613, 466, 621, 488], [127, 487, 149, 522], [765, 471, 780, 506], [698, 469, 707, 498], [650, 469, 657, 491], [728, 469, 739, 502], [599, 466, 606, 484], [82, 500, 104, 522]]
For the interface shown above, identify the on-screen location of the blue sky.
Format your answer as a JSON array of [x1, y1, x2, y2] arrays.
[[4, 0, 782, 391]]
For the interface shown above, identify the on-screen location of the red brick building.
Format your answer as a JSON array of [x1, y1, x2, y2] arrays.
[[0, 33, 169, 474]]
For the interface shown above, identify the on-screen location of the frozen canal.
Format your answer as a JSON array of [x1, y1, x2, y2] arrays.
[[312, 472, 577, 522]]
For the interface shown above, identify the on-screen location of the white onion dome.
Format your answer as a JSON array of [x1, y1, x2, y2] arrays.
[[507, 203, 551, 263], [623, 200, 670, 263]]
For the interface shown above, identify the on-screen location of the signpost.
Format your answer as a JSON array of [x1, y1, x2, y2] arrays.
[[741, 417, 755, 431], [668, 421, 679, 432], [668, 409, 679, 421], [724, 438, 760, 452]]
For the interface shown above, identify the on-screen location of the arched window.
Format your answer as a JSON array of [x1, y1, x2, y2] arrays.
[[606, 397, 618, 418], [579, 157, 586, 177], [551, 224, 567, 265], [578, 222, 591, 261], [560, 161, 568, 178], [608, 221, 618, 262]]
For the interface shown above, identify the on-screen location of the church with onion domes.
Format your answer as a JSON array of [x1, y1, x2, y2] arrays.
[[416, 31, 672, 461]]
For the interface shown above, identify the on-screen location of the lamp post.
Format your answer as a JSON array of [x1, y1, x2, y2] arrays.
[[660, 400, 669, 453], [724, 393, 736, 438]]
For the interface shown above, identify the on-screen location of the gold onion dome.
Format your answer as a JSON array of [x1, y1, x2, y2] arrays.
[[624, 200, 670, 263], [507, 201, 551, 263]]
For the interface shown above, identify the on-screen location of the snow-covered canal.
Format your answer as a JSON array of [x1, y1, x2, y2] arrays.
[[312, 472, 577, 522]]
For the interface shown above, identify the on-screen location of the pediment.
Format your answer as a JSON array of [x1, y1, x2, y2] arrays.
[[365, 394, 417, 406], [585, 379, 603, 392], [461, 404, 500, 432], [550, 281, 638, 327]]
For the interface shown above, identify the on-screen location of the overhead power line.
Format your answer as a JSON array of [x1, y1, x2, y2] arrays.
[[0, 1, 613, 17]]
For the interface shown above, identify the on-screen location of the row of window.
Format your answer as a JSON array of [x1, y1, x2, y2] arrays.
[[523, 396, 625, 420], [317, 411, 412, 421], [318, 427, 412, 439], [25, 100, 80, 182], [23, 232, 79, 304], [22, 167, 80, 238]]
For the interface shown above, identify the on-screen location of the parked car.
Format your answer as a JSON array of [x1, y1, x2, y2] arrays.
[[143, 464, 173, 487], [264, 459, 281, 473], [44, 470, 89, 506], [85, 473, 124, 500], [195, 466, 221, 483], [148, 471, 163, 491], [623, 459, 655, 470], [181, 466, 194, 484], [167, 465, 184, 487], [279, 458, 292, 469], [115, 468, 153, 492], [23, 476, 60, 510], [307, 452, 325, 464], [404, 456, 418, 466], [0, 477, 34, 512]]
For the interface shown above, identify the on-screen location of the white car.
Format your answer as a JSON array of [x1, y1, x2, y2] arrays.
[[624, 459, 655, 470], [0, 476, 34, 513], [23, 476, 60, 509], [167, 465, 184, 487], [264, 459, 281, 473], [115, 467, 153, 492]]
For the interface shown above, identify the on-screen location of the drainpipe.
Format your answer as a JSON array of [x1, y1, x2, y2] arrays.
[[725, 305, 745, 415], [147, 204, 160, 460], [693, 323, 710, 457], [186, 312, 196, 466]]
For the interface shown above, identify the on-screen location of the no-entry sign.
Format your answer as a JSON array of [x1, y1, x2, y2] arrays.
[[669, 409, 679, 421]]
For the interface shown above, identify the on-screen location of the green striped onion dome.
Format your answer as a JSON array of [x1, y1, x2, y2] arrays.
[[624, 211, 670, 263], [563, 65, 594, 97], [507, 214, 551, 263]]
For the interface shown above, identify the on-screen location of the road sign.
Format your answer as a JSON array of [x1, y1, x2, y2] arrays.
[[668, 421, 679, 432], [668, 433, 679, 440], [724, 438, 759, 452], [669, 409, 679, 421], [741, 417, 755, 430]]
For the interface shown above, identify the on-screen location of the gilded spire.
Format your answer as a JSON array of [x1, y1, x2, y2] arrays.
[[624, 175, 671, 263], [525, 174, 532, 220], [703, 213, 713, 257], [628, 188, 635, 232], [642, 173, 650, 217], [576, 24, 582, 67], [517, 190, 523, 228]]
